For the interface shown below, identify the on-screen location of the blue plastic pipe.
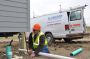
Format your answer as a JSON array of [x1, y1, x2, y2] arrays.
[[70, 48, 83, 56]]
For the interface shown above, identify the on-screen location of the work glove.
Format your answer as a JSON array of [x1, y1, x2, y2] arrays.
[[31, 52, 36, 58], [28, 49, 33, 55]]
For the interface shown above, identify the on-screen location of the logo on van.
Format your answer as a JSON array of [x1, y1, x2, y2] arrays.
[[48, 15, 62, 21]]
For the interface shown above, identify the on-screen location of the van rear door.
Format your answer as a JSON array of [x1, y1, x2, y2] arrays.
[[69, 9, 86, 34]]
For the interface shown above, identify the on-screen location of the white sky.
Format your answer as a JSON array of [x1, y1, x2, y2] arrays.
[[30, 0, 90, 26]]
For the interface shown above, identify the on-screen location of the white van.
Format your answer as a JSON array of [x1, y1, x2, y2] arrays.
[[31, 5, 87, 44]]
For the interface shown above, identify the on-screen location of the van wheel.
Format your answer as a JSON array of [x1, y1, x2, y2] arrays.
[[64, 38, 72, 43], [45, 33, 54, 46]]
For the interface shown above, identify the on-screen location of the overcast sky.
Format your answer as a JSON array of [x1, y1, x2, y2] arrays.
[[30, 0, 90, 26]]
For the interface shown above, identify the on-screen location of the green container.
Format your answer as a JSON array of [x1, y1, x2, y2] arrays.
[[6, 46, 12, 59], [70, 48, 83, 56]]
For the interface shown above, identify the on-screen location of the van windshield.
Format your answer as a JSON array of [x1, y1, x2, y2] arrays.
[[70, 10, 81, 21]]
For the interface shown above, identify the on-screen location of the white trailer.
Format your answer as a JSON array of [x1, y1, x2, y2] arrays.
[[0, 0, 30, 32], [31, 5, 87, 44]]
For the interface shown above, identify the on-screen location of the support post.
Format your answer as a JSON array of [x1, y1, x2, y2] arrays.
[[18, 32, 26, 49]]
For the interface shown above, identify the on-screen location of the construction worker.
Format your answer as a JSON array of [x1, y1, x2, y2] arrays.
[[28, 23, 49, 58]]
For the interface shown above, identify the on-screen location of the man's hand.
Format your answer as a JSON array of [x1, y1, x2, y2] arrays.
[[31, 52, 36, 58], [28, 49, 33, 55]]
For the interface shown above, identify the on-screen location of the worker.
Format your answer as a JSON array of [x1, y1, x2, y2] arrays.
[[28, 23, 49, 58]]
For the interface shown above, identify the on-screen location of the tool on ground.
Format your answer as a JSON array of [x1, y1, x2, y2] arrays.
[[70, 48, 83, 56]]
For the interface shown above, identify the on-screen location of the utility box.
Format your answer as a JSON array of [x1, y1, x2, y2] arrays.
[[0, 0, 30, 32]]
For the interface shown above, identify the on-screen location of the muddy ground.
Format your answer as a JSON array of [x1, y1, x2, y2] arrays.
[[0, 36, 90, 59]]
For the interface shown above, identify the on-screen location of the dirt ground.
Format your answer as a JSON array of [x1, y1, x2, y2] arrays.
[[49, 40, 90, 59], [0, 36, 90, 59]]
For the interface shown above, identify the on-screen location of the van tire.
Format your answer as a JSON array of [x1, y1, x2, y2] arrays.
[[64, 38, 72, 43], [45, 33, 54, 46]]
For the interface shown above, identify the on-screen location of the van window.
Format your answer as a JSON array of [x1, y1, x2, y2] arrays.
[[70, 11, 81, 21]]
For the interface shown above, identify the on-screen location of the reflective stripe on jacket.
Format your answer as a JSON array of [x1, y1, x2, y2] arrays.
[[32, 32, 48, 49]]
